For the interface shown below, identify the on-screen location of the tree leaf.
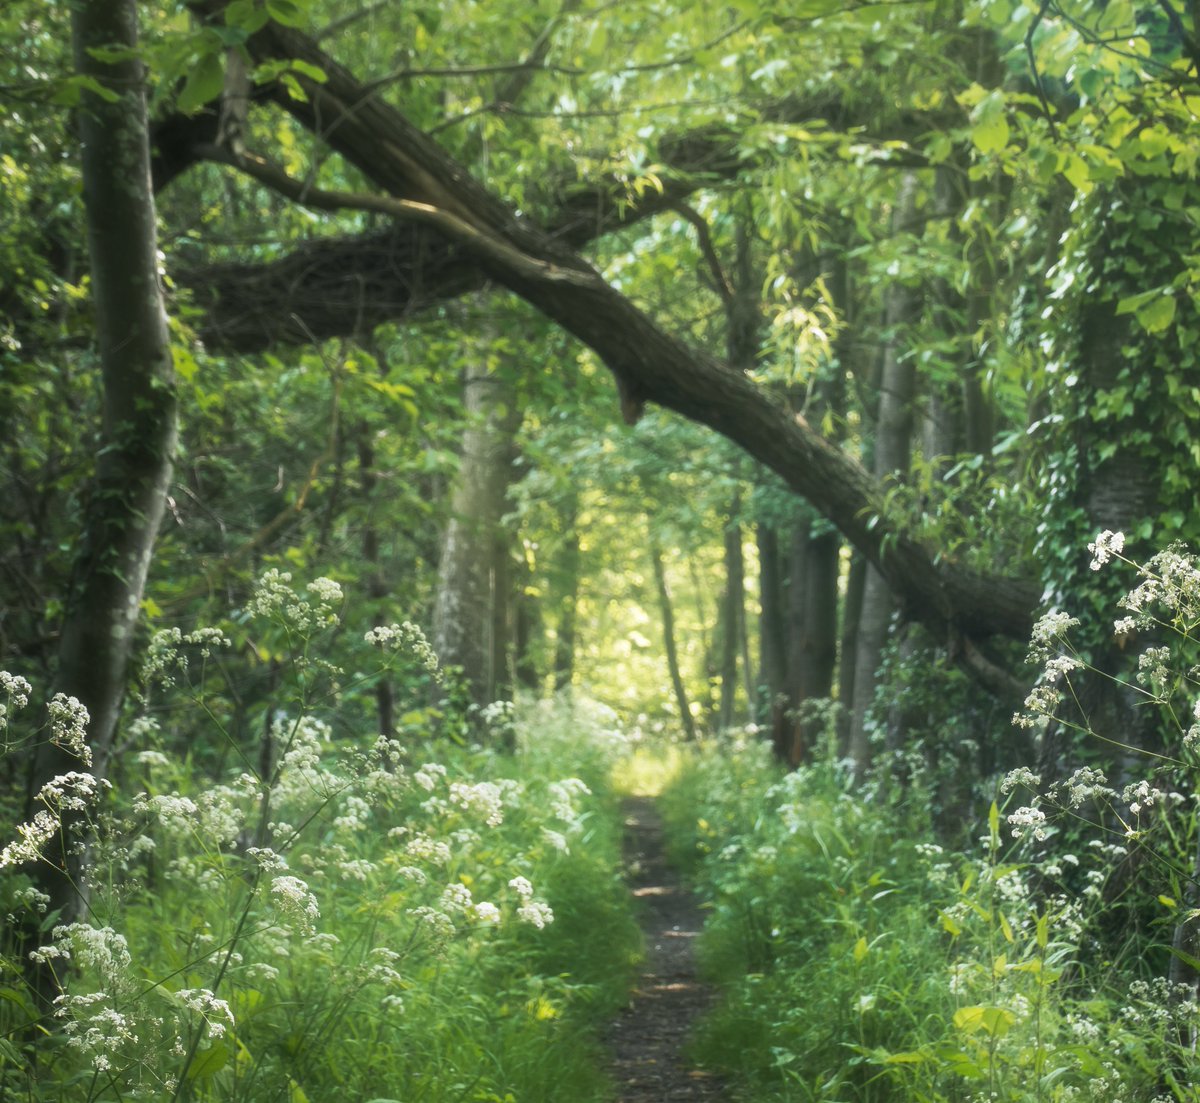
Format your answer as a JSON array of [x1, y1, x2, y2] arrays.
[[178, 50, 225, 115]]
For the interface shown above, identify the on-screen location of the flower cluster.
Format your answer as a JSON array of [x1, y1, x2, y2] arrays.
[[365, 621, 440, 676], [48, 692, 91, 766], [1087, 529, 1125, 570], [245, 569, 342, 632]]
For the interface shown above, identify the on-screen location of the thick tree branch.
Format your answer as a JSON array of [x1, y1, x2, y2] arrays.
[[194, 143, 602, 288], [180, 14, 1038, 643]]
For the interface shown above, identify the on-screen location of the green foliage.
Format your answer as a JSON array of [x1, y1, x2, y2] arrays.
[[0, 578, 639, 1101], [660, 738, 1200, 1102]]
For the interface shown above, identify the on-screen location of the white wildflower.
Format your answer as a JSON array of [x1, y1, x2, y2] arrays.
[[270, 875, 319, 932], [48, 693, 91, 766], [473, 901, 501, 923], [449, 780, 503, 827], [517, 900, 554, 929], [1007, 805, 1047, 841], [176, 988, 235, 1039], [1088, 529, 1125, 570], [1, 809, 60, 868], [1000, 767, 1041, 794], [413, 762, 446, 792], [548, 777, 591, 820], [365, 621, 440, 676], [439, 883, 473, 914], [508, 875, 533, 899]]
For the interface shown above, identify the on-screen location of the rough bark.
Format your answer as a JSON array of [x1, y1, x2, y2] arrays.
[[29, 0, 179, 935]]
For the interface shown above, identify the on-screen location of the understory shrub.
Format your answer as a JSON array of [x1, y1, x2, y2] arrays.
[[664, 698, 1200, 1102], [0, 572, 640, 1102]]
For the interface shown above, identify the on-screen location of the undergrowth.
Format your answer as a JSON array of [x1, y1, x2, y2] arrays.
[[662, 725, 1199, 1102], [0, 572, 641, 1101]]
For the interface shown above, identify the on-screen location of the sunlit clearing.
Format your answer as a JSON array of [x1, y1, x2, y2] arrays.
[[611, 743, 685, 797]]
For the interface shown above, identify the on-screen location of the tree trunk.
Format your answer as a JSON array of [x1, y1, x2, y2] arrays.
[[650, 540, 697, 741], [552, 494, 580, 693], [513, 550, 543, 692], [356, 420, 395, 739], [846, 175, 922, 774], [717, 508, 745, 731], [837, 552, 867, 759], [431, 354, 520, 710], [756, 522, 788, 726], [29, 0, 178, 939]]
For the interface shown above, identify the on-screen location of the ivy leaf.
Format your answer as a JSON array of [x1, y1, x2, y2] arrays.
[[1136, 293, 1176, 334], [1120, 287, 1176, 333]]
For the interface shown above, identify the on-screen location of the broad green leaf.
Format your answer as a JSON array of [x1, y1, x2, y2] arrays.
[[953, 1005, 1015, 1038], [1062, 153, 1092, 193], [970, 91, 1008, 154], [267, 0, 307, 27], [853, 936, 868, 963], [1136, 294, 1176, 334], [186, 1040, 231, 1080], [178, 51, 225, 114]]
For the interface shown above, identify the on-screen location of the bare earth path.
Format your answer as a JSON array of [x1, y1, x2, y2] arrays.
[[604, 796, 730, 1103]]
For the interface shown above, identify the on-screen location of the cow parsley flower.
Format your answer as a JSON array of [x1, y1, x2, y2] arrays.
[[1007, 805, 1047, 841], [270, 875, 319, 932], [48, 693, 91, 766], [0, 809, 60, 868], [1088, 529, 1125, 570], [517, 900, 554, 929], [365, 622, 440, 676]]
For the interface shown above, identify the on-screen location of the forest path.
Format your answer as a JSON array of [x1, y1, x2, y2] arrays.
[[604, 795, 730, 1102]]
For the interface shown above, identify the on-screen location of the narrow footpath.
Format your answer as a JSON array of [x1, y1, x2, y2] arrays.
[[604, 796, 730, 1102]]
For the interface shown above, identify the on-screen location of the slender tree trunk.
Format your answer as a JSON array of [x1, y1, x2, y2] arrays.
[[757, 522, 787, 727], [552, 494, 580, 693], [29, 0, 178, 941], [431, 354, 520, 710], [491, 532, 512, 705], [650, 540, 697, 740], [847, 175, 922, 775], [717, 505, 745, 731], [837, 552, 866, 759], [356, 421, 395, 738], [513, 550, 543, 692]]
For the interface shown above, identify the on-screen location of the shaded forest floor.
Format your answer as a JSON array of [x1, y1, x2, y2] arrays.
[[604, 796, 730, 1102]]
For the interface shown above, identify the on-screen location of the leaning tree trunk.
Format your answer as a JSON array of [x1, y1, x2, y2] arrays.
[[431, 354, 521, 710], [28, 0, 178, 941]]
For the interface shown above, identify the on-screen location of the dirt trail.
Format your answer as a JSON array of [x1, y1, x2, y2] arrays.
[[604, 796, 729, 1102]]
